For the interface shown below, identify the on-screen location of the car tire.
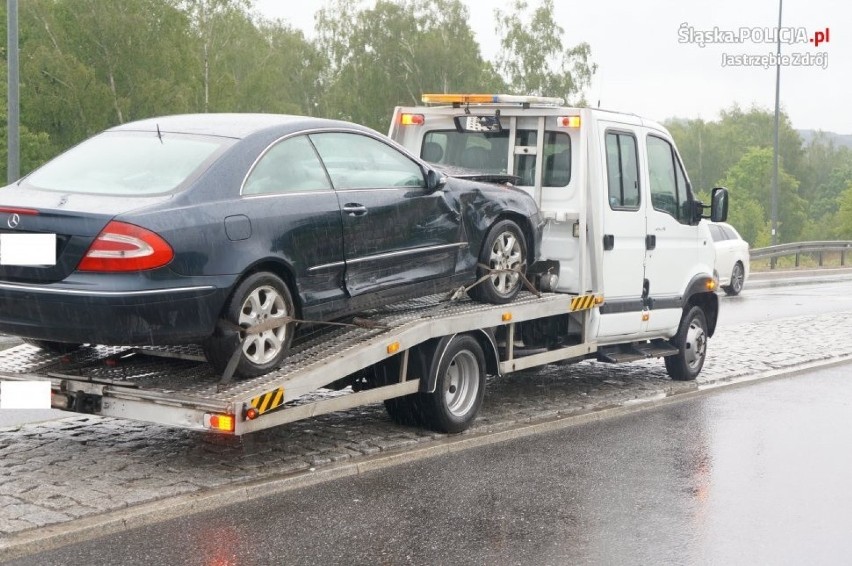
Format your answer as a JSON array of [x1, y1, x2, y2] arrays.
[[723, 262, 745, 296], [22, 339, 83, 355], [469, 219, 527, 305], [665, 306, 708, 381], [204, 272, 295, 379], [419, 335, 486, 433]]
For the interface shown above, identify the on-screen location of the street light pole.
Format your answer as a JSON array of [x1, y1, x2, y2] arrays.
[[771, 0, 783, 247], [7, 0, 20, 183]]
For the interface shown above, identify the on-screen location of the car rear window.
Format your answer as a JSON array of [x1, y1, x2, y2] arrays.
[[25, 131, 231, 195], [422, 129, 571, 187]]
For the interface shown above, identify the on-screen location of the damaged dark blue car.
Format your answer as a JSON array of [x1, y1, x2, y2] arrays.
[[0, 114, 543, 377]]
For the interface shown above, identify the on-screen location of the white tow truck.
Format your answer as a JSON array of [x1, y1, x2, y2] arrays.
[[0, 94, 727, 436]]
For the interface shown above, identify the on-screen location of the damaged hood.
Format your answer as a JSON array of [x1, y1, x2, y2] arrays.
[[430, 163, 520, 186]]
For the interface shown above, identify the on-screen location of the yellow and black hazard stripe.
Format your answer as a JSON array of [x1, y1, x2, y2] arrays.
[[250, 387, 285, 415], [570, 294, 599, 312]]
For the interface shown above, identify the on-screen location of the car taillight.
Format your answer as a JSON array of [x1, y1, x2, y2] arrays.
[[77, 221, 174, 272]]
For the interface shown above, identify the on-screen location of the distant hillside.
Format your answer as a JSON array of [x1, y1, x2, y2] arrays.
[[798, 129, 852, 149]]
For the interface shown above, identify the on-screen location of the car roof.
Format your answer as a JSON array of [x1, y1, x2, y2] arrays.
[[110, 113, 369, 139]]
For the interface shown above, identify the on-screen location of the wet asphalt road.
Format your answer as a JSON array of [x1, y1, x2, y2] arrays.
[[7, 363, 851, 566]]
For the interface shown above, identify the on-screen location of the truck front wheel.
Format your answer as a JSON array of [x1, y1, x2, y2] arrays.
[[665, 306, 708, 381], [420, 335, 486, 433]]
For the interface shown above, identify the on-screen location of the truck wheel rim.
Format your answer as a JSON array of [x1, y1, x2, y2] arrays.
[[684, 318, 707, 370], [238, 285, 288, 364], [488, 231, 522, 295], [444, 350, 480, 417]]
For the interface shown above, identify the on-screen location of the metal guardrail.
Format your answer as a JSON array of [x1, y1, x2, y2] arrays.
[[751, 241, 852, 268]]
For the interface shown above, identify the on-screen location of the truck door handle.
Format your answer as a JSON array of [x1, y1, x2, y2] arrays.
[[343, 203, 368, 216], [645, 235, 656, 250], [603, 234, 614, 251]]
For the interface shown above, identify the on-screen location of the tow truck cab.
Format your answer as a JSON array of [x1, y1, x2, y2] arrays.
[[389, 94, 728, 348]]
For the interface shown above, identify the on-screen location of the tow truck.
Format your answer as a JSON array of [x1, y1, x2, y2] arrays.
[[0, 94, 727, 436]]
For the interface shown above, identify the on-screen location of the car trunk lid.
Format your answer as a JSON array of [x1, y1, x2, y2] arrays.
[[0, 186, 172, 283]]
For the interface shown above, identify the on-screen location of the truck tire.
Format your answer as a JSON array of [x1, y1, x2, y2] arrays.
[[368, 352, 426, 427], [469, 219, 527, 305], [420, 335, 486, 433], [665, 305, 708, 381], [204, 272, 295, 379]]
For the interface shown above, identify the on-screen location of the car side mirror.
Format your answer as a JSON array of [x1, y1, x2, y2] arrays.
[[708, 187, 729, 222], [425, 168, 447, 192]]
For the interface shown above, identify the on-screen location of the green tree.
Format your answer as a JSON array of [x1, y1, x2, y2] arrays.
[[494, 0, 596, 102], [19, 0, 196, 149], [316, 0, 499, 130], [720, 147, 806, 243], [836, 183, 852, 239], [667, 105, 803, 193], [796, 132, 852, 238]]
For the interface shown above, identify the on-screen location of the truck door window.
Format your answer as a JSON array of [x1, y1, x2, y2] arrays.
[[605, 132, 640, 210], [647, 135, 691, 223]]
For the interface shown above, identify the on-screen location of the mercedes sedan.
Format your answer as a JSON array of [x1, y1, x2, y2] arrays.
[[0, 114, 543, 377]]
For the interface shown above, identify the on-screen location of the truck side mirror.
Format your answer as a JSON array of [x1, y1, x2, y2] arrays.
[[709, 187, 729, 222]]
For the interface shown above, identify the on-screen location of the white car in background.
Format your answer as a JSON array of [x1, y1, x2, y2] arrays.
[[708, 222, 750, 296]]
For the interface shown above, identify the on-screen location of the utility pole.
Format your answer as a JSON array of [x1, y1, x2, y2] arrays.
[[7, 0, 20, 183], [771, 0, 782, 249]]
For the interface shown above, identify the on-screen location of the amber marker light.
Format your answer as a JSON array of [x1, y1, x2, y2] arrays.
[[387, 342, 401, 355], [557, 116, 581, 128], [594, 295, 605, 305], [400, 113, 424, 126], [204, 413, 235, 433], [706, 278, 718, 292], [502, 312, 513, 322]]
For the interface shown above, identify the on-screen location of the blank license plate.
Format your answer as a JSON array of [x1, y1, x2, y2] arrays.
[[0, 233, 57, 266]]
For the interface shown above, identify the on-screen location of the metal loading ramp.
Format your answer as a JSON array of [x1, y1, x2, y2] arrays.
[[0, 292, 588, 434]]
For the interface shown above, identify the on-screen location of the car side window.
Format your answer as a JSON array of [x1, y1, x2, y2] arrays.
[[720, 225, 738, 240], [243, 135, 331, 195], [647, 135, 691, 223], [310, 132, 426, 190], [709, 224, 725, 242], [605, 131, 640, 210]]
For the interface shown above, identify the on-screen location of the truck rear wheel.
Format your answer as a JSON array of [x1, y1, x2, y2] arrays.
[[420, 335, 486, 433], [665, 306, 708, 381]]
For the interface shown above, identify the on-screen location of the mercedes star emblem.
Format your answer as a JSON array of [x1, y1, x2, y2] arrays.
[[7, 213, 20, 229]]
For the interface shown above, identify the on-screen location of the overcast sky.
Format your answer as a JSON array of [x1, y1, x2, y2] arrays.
[[254, 0, 850, 134]]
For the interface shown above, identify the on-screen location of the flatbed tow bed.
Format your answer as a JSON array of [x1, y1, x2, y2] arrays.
[[0, 291, 599, 435]]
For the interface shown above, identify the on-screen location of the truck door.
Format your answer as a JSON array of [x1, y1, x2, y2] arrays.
[[597, 126, 646, 337], [642, 134, 700, 332]]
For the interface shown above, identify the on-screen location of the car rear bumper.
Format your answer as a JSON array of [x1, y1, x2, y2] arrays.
[[0, 276, 235, 345]]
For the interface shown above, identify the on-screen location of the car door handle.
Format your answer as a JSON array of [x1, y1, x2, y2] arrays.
[[646, 234, 656, 250], [343, 203, 368, 216]]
